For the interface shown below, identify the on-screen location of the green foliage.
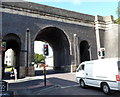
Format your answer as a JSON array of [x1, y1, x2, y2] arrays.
[[114, 17, 120, 24], [34, 53, 45, 63], [116, 7, 120, 17], [114, 5, 120, 24]]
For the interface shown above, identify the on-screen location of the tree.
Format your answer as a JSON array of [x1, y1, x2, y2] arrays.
[[114, 3, 120, 24], [114, 17, 120, 24], [34, 53, 45, 63]]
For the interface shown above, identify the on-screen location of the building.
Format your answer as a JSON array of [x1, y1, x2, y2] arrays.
[[4, 49, 15, 67], [1, 2, 120, 78], [45, 56, 53, 67]]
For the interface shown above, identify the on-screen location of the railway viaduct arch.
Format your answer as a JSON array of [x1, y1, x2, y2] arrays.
[[1, 2, 116, 78]]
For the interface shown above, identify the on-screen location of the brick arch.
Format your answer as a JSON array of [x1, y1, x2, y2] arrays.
[[2, 33, 21, 78], [34, 26, 71, 71]]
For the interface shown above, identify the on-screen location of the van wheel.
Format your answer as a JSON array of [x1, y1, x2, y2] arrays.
[[102, 83, 111, 94], [80, 79, 86, 88]]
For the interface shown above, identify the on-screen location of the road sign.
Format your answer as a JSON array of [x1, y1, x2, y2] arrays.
[[0, 41, 6, 51], [0, 81, 8, 92], [1, 42, 6, 47]]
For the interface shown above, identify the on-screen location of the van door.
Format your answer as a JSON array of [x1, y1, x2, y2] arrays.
[[76, 64, 85, 80], [85, 63, 94, 85]]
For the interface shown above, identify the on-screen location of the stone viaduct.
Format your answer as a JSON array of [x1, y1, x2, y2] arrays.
[[0, 2, 119, 78]]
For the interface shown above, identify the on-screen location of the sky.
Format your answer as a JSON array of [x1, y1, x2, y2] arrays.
[[34, 41, 53, 56], [24, 0, 119, 19], [29, 0, 119, 55]]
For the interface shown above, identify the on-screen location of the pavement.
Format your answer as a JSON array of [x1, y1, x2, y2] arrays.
[[3, 68, 76, 96], [4, 75, 54, 96], [3, 72, 120, 96]]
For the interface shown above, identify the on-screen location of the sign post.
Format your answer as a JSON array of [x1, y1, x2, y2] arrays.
[[0, 41, 6, 81], [43, 64, 46, 86], [0, 53, 2, 81], [41, 63, 46, 86], [42, 42, 49, 86], [0, 41, 14, 96]]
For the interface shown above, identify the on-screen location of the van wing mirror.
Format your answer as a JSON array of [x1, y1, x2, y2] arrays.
[[76, 68, 79, 72]]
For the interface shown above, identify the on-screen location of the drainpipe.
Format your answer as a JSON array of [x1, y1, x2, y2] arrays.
[[71, 34, 77, 73], [26, 28, 30, 76], [95, 16, 101, 59]]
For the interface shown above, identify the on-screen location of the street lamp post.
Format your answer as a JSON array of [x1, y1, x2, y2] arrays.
[[71, 34, 77, 73]]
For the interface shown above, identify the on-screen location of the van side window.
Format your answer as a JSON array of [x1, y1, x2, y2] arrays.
[[80, 64, 85, 70]]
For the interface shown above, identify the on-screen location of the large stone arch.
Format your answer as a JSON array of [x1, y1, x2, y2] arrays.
[[2, 33, 21, 78], [34, 26, 71, 71]]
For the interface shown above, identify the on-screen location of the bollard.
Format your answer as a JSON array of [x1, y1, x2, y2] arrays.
[[14, 69, 17, 81]]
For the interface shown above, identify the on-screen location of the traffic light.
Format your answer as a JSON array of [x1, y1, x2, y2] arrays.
[[1, 42, 6, 47], [98, 48, 105, 58], [101, 48, 105, 57], [43, 44, 49, 56], [0, 41, 6, 51]]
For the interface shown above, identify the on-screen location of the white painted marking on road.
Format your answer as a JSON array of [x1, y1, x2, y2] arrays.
[[61, 84, 79, 89]]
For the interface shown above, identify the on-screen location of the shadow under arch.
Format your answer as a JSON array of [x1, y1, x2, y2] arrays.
[[35, 26, 71, 71], [80, 40, 90, 63], [2, 33, 21, 79]]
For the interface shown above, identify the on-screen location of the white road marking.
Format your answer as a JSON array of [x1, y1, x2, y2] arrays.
[[61, 84, 79, 89]]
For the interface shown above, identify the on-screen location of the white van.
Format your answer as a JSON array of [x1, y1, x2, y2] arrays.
[[76, 58, 120, 94]]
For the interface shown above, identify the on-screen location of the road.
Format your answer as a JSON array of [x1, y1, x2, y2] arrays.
[[4, 69, 120, 96], [34, 72, 120, 96]]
